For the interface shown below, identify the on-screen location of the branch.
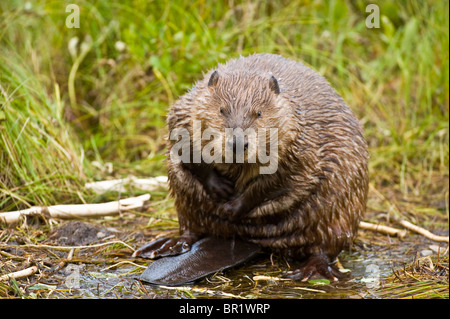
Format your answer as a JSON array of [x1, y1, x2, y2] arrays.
[[367, 183, 449, 243], [0, 194, 150, 225], [0, 240, 135, 252], [85, 176, 168, 194], [0, 266, 38, 281], [359, 221, 407, 238], [398, 220, 449, 243], [360, 220, 449, 243]]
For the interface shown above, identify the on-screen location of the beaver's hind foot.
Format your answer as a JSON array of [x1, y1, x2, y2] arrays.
[[284, 254, 345, 282]]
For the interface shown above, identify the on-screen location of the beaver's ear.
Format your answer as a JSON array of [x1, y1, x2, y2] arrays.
[[269, 75, 280, 95], [208, 70, 219, 87]]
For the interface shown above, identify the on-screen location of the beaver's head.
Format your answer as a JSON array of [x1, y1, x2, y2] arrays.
[[191, 70, 294, 173]]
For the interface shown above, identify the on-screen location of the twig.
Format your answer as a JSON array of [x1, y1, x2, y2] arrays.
[[292, 286, 327, 293], [85, 176, 168, 194], [398, 220, 449, 243], [100, 261, 147, 272], [252, 275, 290, 281], [158, 285, 246, 299], [368, 183, 449, 243], [369, 183, 403, 220], [359, 221, 407, 238], [0, 266, 38, 281], [0, 240, 135, 252], [0, 194, 150, 225], [67, 248, 75, 261]]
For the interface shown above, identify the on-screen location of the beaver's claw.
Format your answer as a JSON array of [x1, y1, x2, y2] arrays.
[[132, 237, 193, 259]]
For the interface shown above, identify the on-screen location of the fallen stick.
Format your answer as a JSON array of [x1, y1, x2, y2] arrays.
[[292, 286, 327, 294], [158, 285, 246, 299], [367, 184, 449, 243], [360, 221, 450, 243], [0, 240, 135, 252], [398, 220, 449, 243], [359, 221, 407, 238], [0, 194, 150, 225], [85, 176, 168, 194], [0, 266, 38, 281], [252, 275, 290, 281]]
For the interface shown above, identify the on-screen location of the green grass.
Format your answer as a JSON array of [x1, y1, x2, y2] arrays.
[[0, 0, 448, 211]]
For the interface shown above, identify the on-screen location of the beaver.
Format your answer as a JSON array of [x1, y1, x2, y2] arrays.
[[135, 53, 369, 281]]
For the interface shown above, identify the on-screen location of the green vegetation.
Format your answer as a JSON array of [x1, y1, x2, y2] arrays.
[[1, 0, 448, 217], [376, 255, 449, 299], [1, 1, 448, 299]]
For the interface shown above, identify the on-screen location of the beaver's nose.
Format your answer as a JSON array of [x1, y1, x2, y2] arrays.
[[228, 135, 248, 151]]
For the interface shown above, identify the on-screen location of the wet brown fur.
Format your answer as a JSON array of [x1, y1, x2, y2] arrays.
[[166, 53, 369, 263]]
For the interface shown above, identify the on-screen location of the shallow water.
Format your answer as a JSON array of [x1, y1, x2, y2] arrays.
[[17, 214, 445, 300], [40, 234, 430, 299]]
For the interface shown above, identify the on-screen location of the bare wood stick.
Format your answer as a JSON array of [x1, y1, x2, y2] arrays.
[[158, 285, 246, 299], [85, 176, 168, 194], [398, 220, 449, 243], [67, 248, 75, 260], [0, 194, 150, 225], [100, 261, 147, 272], [0, 266, 38, 281], [292, 286, 327, 293], [252, 275, 290, 281], [0, 240, 135, 252], [359, 221, 407, 238], [368, 184, 449, 243]]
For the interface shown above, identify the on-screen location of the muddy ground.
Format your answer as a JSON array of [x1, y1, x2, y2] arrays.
[[1, 202, 448, 299]]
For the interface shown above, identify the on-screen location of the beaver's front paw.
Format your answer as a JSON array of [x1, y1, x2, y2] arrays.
[[204, 171, 234, 202], [223, 196, 247, 220], [132, 237, 194, 259]]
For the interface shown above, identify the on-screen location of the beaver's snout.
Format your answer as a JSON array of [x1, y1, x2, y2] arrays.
[[226, 134, 249, 156]]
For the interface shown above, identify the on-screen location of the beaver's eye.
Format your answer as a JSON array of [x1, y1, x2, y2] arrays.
[[257, 110, 262, 118], [220, 107, 224, 114]]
